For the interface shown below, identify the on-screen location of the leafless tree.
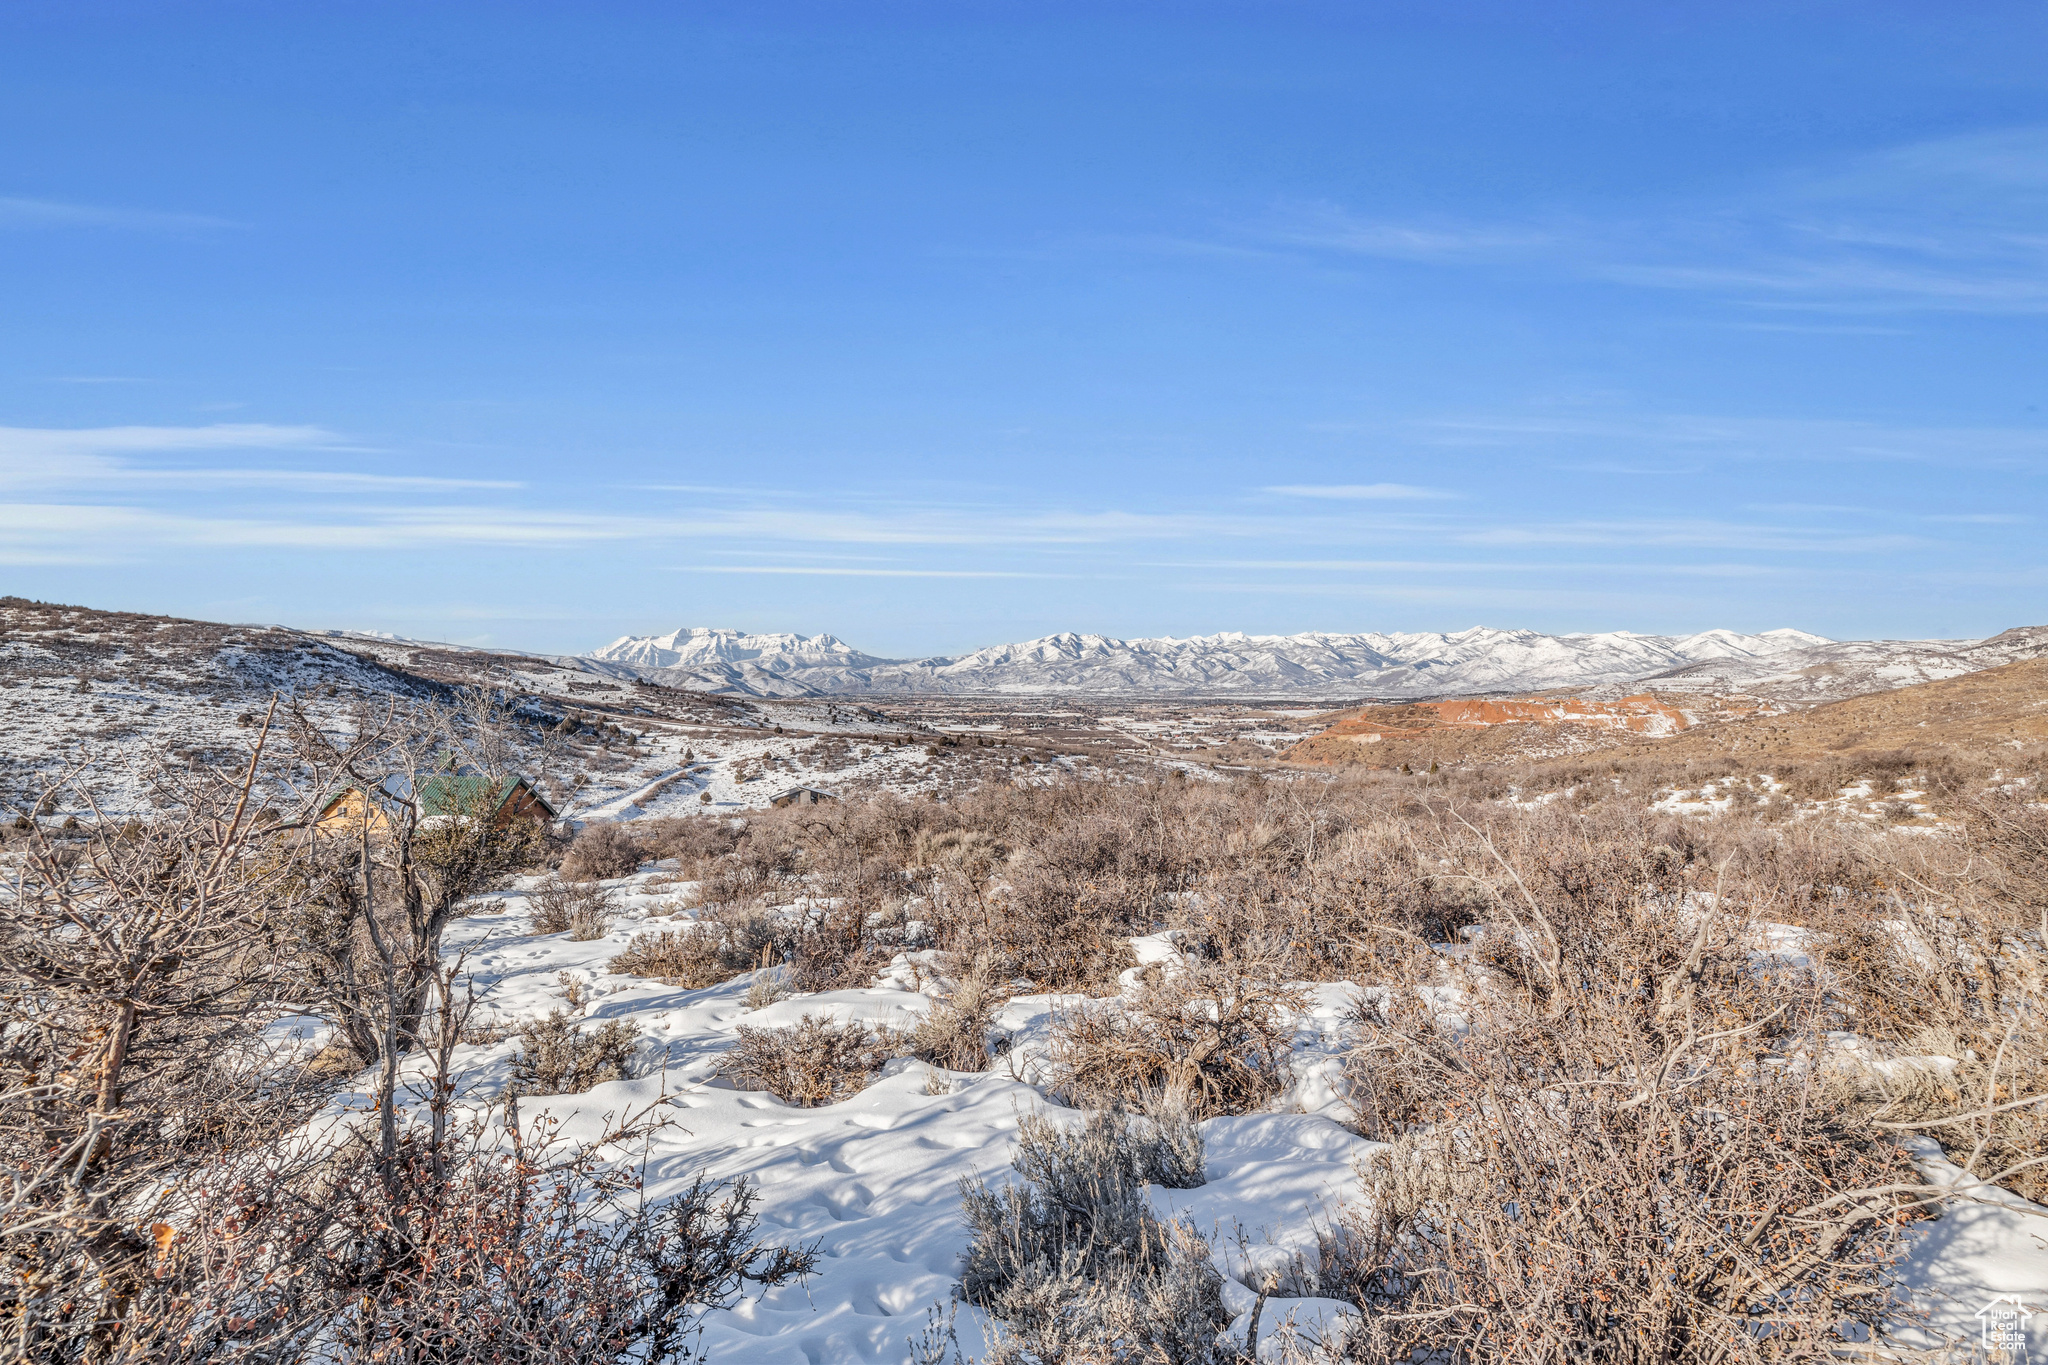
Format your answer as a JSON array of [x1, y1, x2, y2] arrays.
[[0, 704, 814, 1363], [271, 688, 545, 1070], [0, 704, 321, 1362]]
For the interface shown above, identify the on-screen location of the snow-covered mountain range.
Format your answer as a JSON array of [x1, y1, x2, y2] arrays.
[[593, 627, 891, 672], [587, 623, 2048, 700], [581, 624, 1895, 699], [1606, 624, 2048, 702]]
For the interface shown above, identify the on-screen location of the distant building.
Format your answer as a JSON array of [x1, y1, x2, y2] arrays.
[[769, 785, 839, 809], [313, 774, 557, 833]]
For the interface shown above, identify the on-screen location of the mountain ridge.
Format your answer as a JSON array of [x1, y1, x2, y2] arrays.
[[582, 623, 1952, 700]]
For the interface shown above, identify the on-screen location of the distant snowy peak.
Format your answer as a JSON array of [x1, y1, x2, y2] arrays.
[[1623, 624, 2048, 702], [584, 623, 1855, 697], [592, 627, 894, 671]]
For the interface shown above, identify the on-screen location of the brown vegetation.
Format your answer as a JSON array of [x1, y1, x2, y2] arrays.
[[959, 1107, 1220, 1364], [1046, 955, 1305, 1119], [629, 750, 2048, 1358], [0, 698, 819, 1363], [609, 906, 783, 989], [718, 1014, 908, 1107], [528, 875, 616, 936], [559, 820, 645, 881], [907, 953, 1004, 1072], [1284, 655, 2048, 780], [510, 1010, 641, 1095], [8, 634, 2045, 1362], [1659, 654, 2048, 762], [1322, 822, 1936, 1361]]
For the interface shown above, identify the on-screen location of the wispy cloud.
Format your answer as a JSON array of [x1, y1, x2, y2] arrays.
[[1552, 462, 1707, 476], [1600, 256, 2048, 312], [0, 423, 349, 458], [683, 506, 1278, 547], [1412, 413, 2048, 470], [674, 566, 1068, 579], [1251, 127, 2048, 314], [0, 423, 508, 495], [130, 469, 522, 492], [1262, 483, 1453, 500], [0, 196, 239, 234], [1263, 206, 1555, 262], [1457, 519, 1922, 553], [1178, 582, 1693, 612], [1152, 558, 1521, 572], [1148, 558, 1781, 578], [0, 503, 673, 557], [0, 419, 2013, 624], [1710, 322, 1911, 335], [0, 497, 1262, 560], [1925, 512, 2032, 524]]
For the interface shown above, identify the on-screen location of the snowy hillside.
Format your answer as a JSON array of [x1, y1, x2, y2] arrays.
[[594, 626, 895, 672], [590, 624, 1839, 698], [292, 861, 2048, 1363], [0, 599, 947, 822], [1618, 624, 2048, 701]]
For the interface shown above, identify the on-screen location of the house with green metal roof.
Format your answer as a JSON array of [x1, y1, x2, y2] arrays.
[[313, 773, 557, 833]]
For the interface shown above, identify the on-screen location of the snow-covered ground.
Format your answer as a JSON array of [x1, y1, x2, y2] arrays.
[[293, 870, 1383, 1362], [0, 600, 1045, 819], [284, 864, 2048, 1362], [1647, 772, 1943, 825]]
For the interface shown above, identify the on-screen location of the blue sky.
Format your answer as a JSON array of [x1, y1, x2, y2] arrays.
[[2, 2, 2044, 657]]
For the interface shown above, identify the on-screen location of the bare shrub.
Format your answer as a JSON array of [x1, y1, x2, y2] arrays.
[[610, 925, 728, 987], [1912, 749, 1995, 805], [960, 1107, 1224, 1364], [510, 1009, 640, 1095], [556, 971, 589, 1009], [559, 819, 644, 881], [125, 1111, 816, 1364], [528, 875, 613, 935], [567, 900, 614, 941], [1306, 811, 1954, 1362], [1810, 798, 2048, 1201], [718, 1013, 906, 1106], [611, 907, 784, 989], [743, 967, 790, 1011], [528, 879, 574, 932], [914, 826, 1008, 880], [0, 736, 332, 1362], [1046, 955, 1306, 1119], [1321, 1047, 1926, 1363], [960, 855, 1147, 993], [1339, 988, 1469, 1140], [1782, 755, 1862, 801], [703, 903, 786, 967], [908, 952, 1004, 1072]]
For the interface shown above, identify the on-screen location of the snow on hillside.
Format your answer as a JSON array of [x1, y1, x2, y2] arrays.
[[1621, 624, 2048, 701], [301, 863, 2048, 1363], [0, 600, 961, 822], [594, 627, 895, 672], [590, 624, 1837, 699], [352, 878, 1380, 1362]]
